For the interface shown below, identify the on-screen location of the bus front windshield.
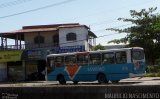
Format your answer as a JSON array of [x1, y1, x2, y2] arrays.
[[132, 49, 144, 60]]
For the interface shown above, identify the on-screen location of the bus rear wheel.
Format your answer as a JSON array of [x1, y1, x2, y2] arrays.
[[97, 74, 108, 84], [58, 75, 66, 85]]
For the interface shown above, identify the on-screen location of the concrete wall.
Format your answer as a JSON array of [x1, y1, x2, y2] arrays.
[[59, 27, 89, 50], [24, 31, 58, 49], [24, 27, 90, 51], [0, 63, 7, 81]]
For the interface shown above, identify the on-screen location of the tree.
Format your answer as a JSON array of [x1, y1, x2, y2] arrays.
[[106, 7, 160, 64], [92, 44, 105, 51]]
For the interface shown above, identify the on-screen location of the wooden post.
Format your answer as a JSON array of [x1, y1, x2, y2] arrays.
[[16, 34, 19, 49], [1, 33, 3, 49], [19, 34, 22, 49], [5, 38, 7, 49]]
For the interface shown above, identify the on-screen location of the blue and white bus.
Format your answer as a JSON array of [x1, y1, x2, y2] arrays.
[[46, 47, 145, 84]]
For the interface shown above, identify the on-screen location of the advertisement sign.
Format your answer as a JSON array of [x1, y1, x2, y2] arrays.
[[0, 50, 23, 62], [27, 50, 43, 60], [49, 45, 85, 53], [59, 45, 85, 53]]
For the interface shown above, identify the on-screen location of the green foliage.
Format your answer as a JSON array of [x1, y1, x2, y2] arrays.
[[106, 7, 160, 64], [92, 44, 105, 51], [145, 73, 156, 77], [147, 65, 160, 73], [155, 58, 160, 65], [145, 65, 160, 77]]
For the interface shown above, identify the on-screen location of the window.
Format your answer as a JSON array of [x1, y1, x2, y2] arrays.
[[132, 50, 144, 60], [102, 52, 114, 64], [66, 33, 77, 41], [116, 51, 127, 64], [65, 55, 76, 66], [55, 56, 64, 67], [53, 35, 59, 46], [34, 35, 45, 44], [77, 54, 88, 65], [89, 53, 101, 65]]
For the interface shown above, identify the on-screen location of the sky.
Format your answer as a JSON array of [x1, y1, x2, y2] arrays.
[[0, 0, 160, 45]]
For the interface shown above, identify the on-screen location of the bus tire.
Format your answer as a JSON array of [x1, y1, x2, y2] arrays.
[[57, 75, 66, 85], [97, 73, 108, 84], [73, 81, 79, 84]]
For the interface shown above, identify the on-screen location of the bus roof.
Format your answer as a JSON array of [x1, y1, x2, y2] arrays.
[[47, 47, 143, 58]]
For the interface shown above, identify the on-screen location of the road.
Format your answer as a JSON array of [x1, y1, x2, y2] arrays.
[[0, 77, 160, 87]]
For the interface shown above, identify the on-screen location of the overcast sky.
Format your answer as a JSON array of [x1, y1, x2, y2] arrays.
[[0, 0, 160, 45]]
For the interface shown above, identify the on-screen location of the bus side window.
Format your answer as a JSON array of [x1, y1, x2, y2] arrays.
[[77, 54, 88, 66], [65, 55, 76, 66], [102, 53, 114, 64], [89, 53, 101, 65], [116, 51, 127, 64], [55, 56, 64, 67]]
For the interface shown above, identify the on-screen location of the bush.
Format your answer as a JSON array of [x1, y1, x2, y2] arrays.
[[156, 72, 160, 77], [155, 58, 160, 66], [146, 65, 160, 73], [145, 65, 160, 77], [145, 73, 156, 77]]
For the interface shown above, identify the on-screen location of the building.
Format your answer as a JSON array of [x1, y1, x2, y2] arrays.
[[0, 23, 97, 81]]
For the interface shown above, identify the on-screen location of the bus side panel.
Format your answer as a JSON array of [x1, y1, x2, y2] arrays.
[[73, 63, 133, 81], [47, 67, 68, 81], [104, 63, 133, 80], [47, 63, 133, 81], [104, 63, 133, 74], [106, 74, 129, 81], [71, 65, 99, 81]]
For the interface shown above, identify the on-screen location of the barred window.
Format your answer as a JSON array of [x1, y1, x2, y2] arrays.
[[66, 33, 77, 41]]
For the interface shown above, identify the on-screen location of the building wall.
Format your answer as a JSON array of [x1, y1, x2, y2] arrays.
[[24, 31, 58, 49], [59, 27, 89, 51], [0, 63, 7, 81], [24, 26, 90, 51]]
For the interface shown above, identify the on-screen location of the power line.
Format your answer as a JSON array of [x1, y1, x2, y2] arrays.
[[55, 0, 154, 25], [93, 23, 133, 33], [89, 19, 117, 26], [0, 0, 33, 8], [0, 0, 77, 19]]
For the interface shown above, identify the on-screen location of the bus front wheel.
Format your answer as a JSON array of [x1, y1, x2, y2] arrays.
[[97, 74, 108, 84], [57, 75, 66, 85]]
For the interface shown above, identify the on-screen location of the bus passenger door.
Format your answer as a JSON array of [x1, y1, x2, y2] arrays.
[[132, 48, 145, 74]]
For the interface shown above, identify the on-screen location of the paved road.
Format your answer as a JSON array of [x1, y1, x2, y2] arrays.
[[0, 77, 160, 87]]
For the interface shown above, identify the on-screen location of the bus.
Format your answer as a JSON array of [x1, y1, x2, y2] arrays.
[[46, 47, 145, 84]]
